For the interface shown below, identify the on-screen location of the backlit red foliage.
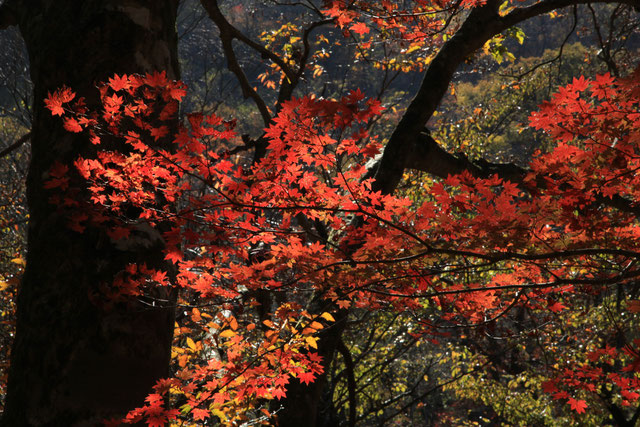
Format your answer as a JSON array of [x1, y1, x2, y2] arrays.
[[44, 65, 640, 423]]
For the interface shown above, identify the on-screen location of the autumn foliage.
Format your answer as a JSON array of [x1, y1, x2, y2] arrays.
[[40, 56, 640, 424]]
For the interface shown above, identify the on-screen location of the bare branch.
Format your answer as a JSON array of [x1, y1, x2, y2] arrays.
[[276, 19, 332, 108], [336, 339, 356, 427], [0, 131, 30, 158], [501, 0, 640, 28], [199, 0, 272, 125], [230, 24, 297, 83]]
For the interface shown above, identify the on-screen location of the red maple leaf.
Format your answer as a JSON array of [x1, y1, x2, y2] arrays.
[[628, 300, 640, 313], [571, 75, 590, 92], [191, 408, 210, 421], [298, 371, 316, 385], [44, 161, 70, 190], [45, 87, 76, 115], [547, 300, 567, 313], [144, 70, 168, 88], [145, 393, 163, 405], [167, 83, 186, 101], [104, 93, 123, 113], [150, 125, 169, 141], [272, 387, 287, 400], [165, 248, 183, 264], [275, 374, 290, 388], [107, 73, 130, 92], [350, 22, 370, 35], [63, 118, 83, 133], [147, 416, 166, 427], [45, 95, 65, 116], [568, 397, 587, 414], [336, 300, 351, 309], [150, 270, 168, 285]]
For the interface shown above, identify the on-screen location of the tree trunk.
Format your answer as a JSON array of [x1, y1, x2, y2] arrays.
[[1, 1, 180, 425], [274, 308, 348, 427]]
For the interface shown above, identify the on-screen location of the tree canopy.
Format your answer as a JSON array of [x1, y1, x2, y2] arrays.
[[1, 0, 640, 426]]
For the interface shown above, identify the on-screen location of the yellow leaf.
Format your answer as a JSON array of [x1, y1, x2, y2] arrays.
[[405, 45, 421, 55], [211, 408, 228, 422], [305, 336, 318, 349], [320, 312, 335, 322], [186, 337, 197, 351]]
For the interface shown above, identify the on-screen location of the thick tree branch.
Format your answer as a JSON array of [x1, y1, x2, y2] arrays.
[[372, 0, 504, 194], [404, 129, 526, 182], [406, 129, 640, 218], [372, 0, 640, 195], [629, 399, 640, 426]]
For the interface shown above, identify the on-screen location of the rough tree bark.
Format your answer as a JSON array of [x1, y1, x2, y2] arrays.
[[0, 1, 180, 425]]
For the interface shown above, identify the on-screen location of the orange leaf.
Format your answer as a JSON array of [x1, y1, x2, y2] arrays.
[[229, 316, 239, 331], [350, 22, 369, 36], [219, 329, 236, 338]]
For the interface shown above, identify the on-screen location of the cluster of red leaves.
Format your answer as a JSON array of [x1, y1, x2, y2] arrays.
[[44, 68, 640, 422], [541, 342, 640, 414], [525, 71, 640, 413], [46, 73, 340, 423], [322, 0, 477, 36]]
